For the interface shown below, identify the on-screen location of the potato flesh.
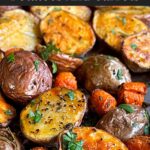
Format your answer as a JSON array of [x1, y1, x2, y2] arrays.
[[31, 6, 91, 21], [0, 9, 40, 52], [20, 87, 87, 143], [93, 10, 148, 51], [40, 10, 95, 56], [60, 127, 128, 150]]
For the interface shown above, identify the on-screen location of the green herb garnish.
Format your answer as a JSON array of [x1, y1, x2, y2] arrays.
[[122, 17, 127, 25], [67, 91, 75, 100], [118, 104, 134, 113], [63, 131, 83, 150], [30, 99, 36, 106], [130, 43, 137, 50], [111, 28, 116, 34], [53, 7, 62, 11], [40, 42, 60, 61], [28, 110, 42, 123], [52, 62, 57, 74], [116, 69, 123, 80], [144, 124, 150, 135], [34, 60, 40, 71], [7, 53, 15, 63], [4, 109, 13, 115]]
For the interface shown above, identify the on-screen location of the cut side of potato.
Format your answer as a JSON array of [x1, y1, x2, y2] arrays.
[[93, 10, 148, 52], [59, 127, 128, 150], [20, 87, 87, 143], [40, 10, 95, 56], [0, 9, 41, 52], [31, 6, 91, 21], [122, 30, 150, 72]]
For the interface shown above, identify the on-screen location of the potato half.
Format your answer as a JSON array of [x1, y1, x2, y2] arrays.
[[0, 9, 41, 52], [20, 87, 87, 143], [31, 6, 91, 22], [40, 10, 95, 56], [59, 127, 128, 150], [93, 10, 148, 52]]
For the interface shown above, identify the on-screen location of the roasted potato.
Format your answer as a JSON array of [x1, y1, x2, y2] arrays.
[[0, 6, 21, 15], [122, 30, 150, 72], [0, 51, 52, 103], [0, 93, 16, 127], [0, 9, 41, 52], [96, 105, 149, 141], [126, 136, 150, 150], [59, 127, 128, 150], [20, 87, 87, 143], [40, 10, 95, 56], [0, 128, 22, 150], [0, 51, 4, 62], [76, 55, 131, 94], [31, 6, 91, 21], [36, 44, 83, 72], [93, 10, 148, 52]]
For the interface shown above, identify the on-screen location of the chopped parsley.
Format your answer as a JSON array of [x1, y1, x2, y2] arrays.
[[118, 104, 134, 113], [30, 99, 36, 106], [144, 124, 150, 135], [28, 110, 42, 124], [67, 91, 75, 100], [40, 42, 61, 61], [7, 53, 15, 63], [53, 7, 62, 11], [52, 62, 57, 74], [111, 28, 116, 34], [116, 69, 123, 80], [63, 131, 83, 150], [4, 109, 13, 115], [130, 43, 137, 50], [122, 17, 127, 25], [34, 60, 40, 71]]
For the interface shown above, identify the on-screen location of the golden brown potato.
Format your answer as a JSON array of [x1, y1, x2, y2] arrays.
[[31, 6, 91, 22], [0, 6, 21, 15], [59, 127, 128, 150], [93, 10, 148, 52], [40, 10, 95, 56], [0, 93, 16, 127], [20, 87, 87, 143], [122, 30, 150, 72], [126, 136, 150, 150], [0, 9, 41, 52]]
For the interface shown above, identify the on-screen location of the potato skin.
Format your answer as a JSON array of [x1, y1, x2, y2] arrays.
[[31, 6, 91, 21], [40, 10, 95, 56], [122, 30, 150, 72], [20, 87, 87, 143], [0, 9, 41, 52], [0, 51, 52, 103], [96, 105, 149, 141], [0, 6, 21, 15], [0, 93, 16, 127], [59, 127, 128, 150], [76, 55, 131, 94], [93, 10, 148, 52], [126, 136, 150, 150]]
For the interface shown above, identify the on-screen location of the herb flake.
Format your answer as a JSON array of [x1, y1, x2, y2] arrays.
[[4, 109, 13, 115], [67, 91, 75, 100], [52, 62, 57, 74], [122, 17, 127, 25], [7, 53, 15, 63], [34, 60, 40, 71], [116, 69, 123, 80], [118, 104, 134, 113], [28, 110, 42, 124], [53, 7, 62, 11], [40, 42, 60, 61], [130, 43, 137, 50]]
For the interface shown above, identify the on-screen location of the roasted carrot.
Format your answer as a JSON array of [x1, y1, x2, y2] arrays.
[[54, 72, 77, 90], [118, 82, 147, 106], [126, 136, 150, 150], [90, 89, 117, 116]]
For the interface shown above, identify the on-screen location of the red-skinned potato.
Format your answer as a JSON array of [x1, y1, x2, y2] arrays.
[[0, 50, 52, 104]]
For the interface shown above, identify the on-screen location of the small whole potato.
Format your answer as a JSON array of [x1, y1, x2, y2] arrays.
[[0, 50, 52, 104], [76, 55, 131, 94]]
